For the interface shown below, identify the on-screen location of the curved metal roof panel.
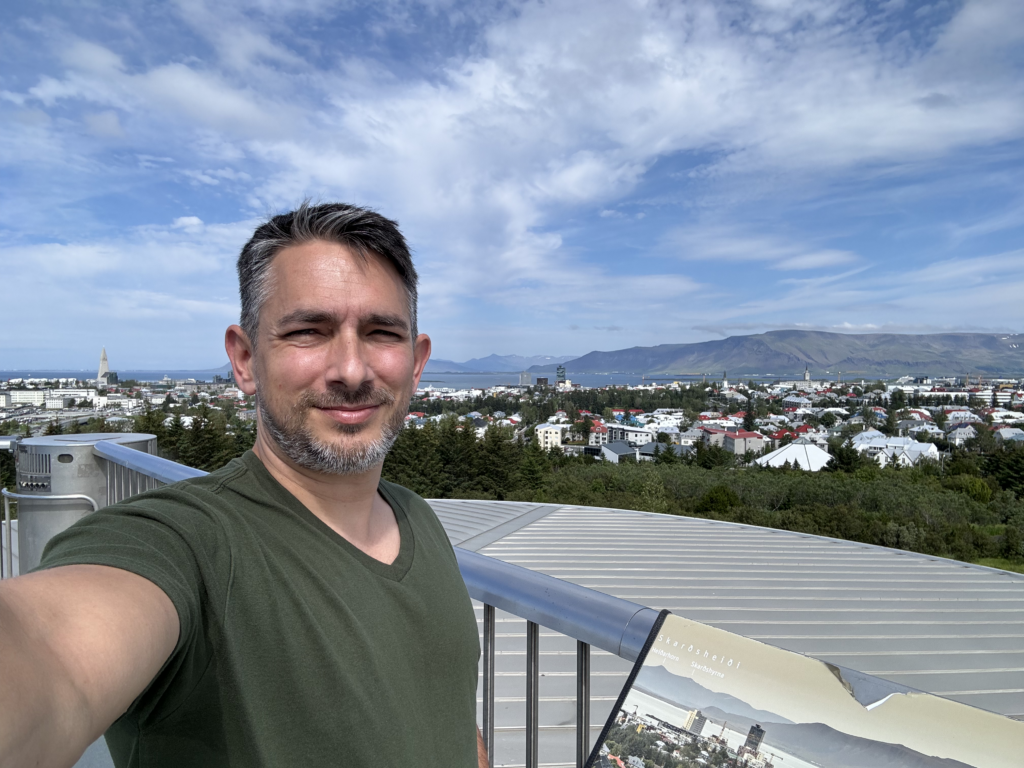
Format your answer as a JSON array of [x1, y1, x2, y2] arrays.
[[433, 499, 1024, 721]]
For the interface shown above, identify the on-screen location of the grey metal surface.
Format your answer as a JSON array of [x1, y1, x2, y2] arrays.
[[436, 500, 1024, 766], [3, 489, 99, 574], [0, 519, 17, 578], [452, 501, 1024, 719], [429, 499, 562, 549], [456, 549, 659, 661], [12, 434, 156, 572], [93, 440, 205, 487]]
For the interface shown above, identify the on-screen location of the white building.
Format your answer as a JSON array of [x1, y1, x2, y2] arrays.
[[44, 394, 73, 410], [535, 423, 566, 451], [852, 434, 940, 465], [607, 424, 658, 446], [995, 427, 1024, 443], [11, 390, 46, 406], [755, 441, 833, 471]]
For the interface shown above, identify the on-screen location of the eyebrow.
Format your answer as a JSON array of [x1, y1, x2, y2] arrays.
[[276, 309, 337, 328], [274, 309, 409, 333], [365, 313, 410, 332]]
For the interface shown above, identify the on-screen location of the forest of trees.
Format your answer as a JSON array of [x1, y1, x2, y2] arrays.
[[380, 417, 1024, 566], [3, 388, 1023, 570]]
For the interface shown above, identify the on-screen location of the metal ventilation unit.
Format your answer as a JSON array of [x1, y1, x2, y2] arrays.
[[6, 433, 156, 574]]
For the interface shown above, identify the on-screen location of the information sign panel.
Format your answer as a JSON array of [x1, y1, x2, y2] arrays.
[[588, 612, 1022, 768]]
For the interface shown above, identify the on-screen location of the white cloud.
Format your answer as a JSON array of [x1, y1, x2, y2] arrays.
[[2, 0, 1024, 364], [82, 110, 124, 138]]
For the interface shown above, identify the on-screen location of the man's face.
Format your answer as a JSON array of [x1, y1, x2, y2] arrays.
[[249, 239, 428, 474]]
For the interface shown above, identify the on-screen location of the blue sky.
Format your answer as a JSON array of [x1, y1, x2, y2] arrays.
[[2, 0, 1023, 370]]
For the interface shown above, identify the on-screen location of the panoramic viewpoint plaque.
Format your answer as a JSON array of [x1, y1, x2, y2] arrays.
[[588, 613, 1022, 768]]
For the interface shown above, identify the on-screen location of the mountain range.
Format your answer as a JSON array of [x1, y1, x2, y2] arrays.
[[423, 354, 576, 373], [527, 331, 1024, 376]]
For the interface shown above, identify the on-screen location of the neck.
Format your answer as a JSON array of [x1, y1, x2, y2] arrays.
[[252, 431, 387, 544]]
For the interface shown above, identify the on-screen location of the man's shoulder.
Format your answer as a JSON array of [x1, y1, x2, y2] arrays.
[[99, 453, 256, 520]]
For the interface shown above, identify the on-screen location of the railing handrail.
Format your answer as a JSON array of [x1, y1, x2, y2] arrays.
[[93, 441, 206, 483], [456, 548, 658, 662], [94, 443, 657, 661]]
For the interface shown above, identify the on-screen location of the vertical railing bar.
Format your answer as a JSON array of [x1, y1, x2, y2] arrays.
[[105, 459, 111, 506], [2, 495, 10, 579], [526, 620, 539, 768], [576, 640, 591, 768], [483, 603, 496, 768]]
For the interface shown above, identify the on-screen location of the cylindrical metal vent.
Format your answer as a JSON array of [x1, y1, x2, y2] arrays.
[[14, 433, 157, 572]]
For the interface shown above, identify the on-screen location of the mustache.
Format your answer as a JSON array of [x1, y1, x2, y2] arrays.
[[298, 382, 396, 410]]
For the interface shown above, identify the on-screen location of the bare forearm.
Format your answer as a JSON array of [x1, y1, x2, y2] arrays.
[[0, 585, 95, 768], [0, 566, 178, 768]]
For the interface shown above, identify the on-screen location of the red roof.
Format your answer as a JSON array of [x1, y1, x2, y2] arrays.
[[794, 424, 814, 433], [727, 430, 764, 439]]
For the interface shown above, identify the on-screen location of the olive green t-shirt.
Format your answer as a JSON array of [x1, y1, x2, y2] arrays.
[[38, 451, 480, 768]]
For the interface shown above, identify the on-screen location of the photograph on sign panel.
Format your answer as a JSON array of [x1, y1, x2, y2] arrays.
[[588, 613, 1021, 768]]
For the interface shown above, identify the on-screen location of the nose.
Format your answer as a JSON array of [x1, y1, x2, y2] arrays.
[[324, 327, 372, 391]]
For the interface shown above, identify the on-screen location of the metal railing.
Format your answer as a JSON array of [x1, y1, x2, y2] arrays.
[[78, 443, 659, 768], [2, 489, 102, 579]]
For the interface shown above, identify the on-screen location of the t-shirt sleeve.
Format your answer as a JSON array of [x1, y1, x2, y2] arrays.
[[36, 497, 205, 661]]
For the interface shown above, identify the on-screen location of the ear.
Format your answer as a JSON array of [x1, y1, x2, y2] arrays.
[[225, 324, 257, 396], [411, 333, 431, 391]]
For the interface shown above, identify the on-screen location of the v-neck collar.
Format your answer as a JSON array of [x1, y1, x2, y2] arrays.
[[240, 451, 415, 582]]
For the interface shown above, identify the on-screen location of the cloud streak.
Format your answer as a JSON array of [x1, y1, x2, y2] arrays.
[[1, 0, 1022, 366]]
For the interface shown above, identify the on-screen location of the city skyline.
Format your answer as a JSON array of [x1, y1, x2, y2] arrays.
[[2, 0, 1023, 369]]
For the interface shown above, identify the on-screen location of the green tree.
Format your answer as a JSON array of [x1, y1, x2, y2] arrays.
[[881, 407, 898, 436], [44, 419, 63, 435], [824, 440, 869, 473], [383, 421, 444, 497], [134, 405, 168, 443], [177, 403, 227, 471], [0, 446, 14, 491], [516, 438, 549, 494], [162, 413, 185, 459], [742, 408, 756, 432]]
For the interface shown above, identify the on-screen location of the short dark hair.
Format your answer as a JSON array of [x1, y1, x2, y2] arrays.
[[237, 201, 418, 347]]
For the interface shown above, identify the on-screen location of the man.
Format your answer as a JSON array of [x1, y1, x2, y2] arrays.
[[0, 203, 487, 767]]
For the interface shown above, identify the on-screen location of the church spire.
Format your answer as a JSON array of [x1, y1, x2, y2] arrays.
[[98, 347, 109, 382]]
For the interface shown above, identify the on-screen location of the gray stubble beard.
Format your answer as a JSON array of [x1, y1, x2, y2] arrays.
[[255, 380, 408, 475]]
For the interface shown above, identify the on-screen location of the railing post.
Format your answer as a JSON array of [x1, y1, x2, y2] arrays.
[[526, 620, 539, 768], [3, 493, 12, 579], [576, 640, 591, 768], [482, 603, 495, 768]]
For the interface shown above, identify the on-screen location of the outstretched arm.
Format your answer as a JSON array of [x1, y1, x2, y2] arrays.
[[0, 564, 179, 768]]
